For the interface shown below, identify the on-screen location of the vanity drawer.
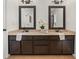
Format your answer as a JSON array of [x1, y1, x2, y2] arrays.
[[8, 35, 16, 41], [22, 36, 32, 41], [9, 41, 20, 54], [65, 35, 75, 40], [33, 36, 48, 41], [34, 46, 48, 54], [49, 41, 62, 54], [48, 36, 59, 40], [62, 41, 74, 54], [33, 40, 48, 46], [21, 41, 32, 54]]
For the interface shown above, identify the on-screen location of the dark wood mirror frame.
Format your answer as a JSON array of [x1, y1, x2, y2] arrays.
[[49, 6, 65, 29], [19, 6, 36, 30]]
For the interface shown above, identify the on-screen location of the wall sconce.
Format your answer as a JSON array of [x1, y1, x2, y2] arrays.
[[52, 0, 63, 4], [21, 0, 32, 4]]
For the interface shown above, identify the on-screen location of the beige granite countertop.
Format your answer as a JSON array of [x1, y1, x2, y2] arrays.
[[8, 30, 75, 35]]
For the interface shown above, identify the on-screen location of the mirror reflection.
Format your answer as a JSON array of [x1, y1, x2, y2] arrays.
[[49, 6, 65, 29], [21, 8, 34, 27], [51, 8, 63, 27], [19, 6, 36, 29]]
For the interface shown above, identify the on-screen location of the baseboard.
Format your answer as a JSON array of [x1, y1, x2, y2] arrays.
[[5, 54, 10, 59], [73, 54, 76, 58]]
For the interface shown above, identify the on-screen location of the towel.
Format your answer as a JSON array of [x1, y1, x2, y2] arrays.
[[16, 33, 23, 41], [59, 33, 65, 40]]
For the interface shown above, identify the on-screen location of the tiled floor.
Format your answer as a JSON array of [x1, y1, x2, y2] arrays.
[[8, 55, 75, 59]]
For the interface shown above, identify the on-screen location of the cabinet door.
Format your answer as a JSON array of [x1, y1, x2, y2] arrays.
[[33, 36, 48, 54], [49, 41, 62, 54], [21, 41, 32, 54], [33, 40, 48, 46], [63, 41, 74, 54], [9, 41, 20, 54], [34, 46, 48, 54]]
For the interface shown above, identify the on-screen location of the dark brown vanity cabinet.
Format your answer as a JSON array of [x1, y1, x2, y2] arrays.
[[8, 35, 75, 55], [33, 36, 49, 54], [21, 41, 32, 54], [49, 41, 62, 54], [8, 36, 20, 54], [62, 35, 75, 54], [62, 41, 74, 54], [34, 46, 48, 54], [21, 36, 33, 54], [48, 36, 62, 54]]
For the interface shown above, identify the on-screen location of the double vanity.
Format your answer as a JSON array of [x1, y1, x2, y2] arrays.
[[8, 30, 75, 55], [8, 5, 75, 55]]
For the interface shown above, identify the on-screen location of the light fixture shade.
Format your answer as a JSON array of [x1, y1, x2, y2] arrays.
[[21, 0, 31, 4], [52, 0, 63, 4], [25, 0, 30, 4], [21, 0, 24, 3]]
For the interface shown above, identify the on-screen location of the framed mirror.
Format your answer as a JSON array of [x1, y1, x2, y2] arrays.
[[19, 6, 36, 29], [49, 6, 65, 29]]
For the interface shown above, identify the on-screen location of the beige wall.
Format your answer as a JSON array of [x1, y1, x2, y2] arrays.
[[66, 0, 76, 31], [6, 0, 76, 31]]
